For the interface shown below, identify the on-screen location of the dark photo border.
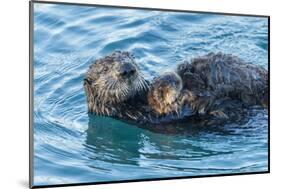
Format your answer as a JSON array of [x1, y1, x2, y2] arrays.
[[29, 0, 270, 188]]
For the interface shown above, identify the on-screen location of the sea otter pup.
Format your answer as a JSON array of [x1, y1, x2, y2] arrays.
[[84, 51, 268, 124], [148, 72, 183, 115]]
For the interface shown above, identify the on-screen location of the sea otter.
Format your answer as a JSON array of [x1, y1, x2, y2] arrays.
[[84, 51, 268, 125], [147, 72, 184, 116]]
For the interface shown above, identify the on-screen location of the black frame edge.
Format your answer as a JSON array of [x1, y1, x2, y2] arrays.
[[267, 16, 270, 173], [29, 1, 34, 188]]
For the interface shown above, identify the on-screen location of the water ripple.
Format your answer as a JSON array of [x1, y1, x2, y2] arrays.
[[33, 3, 268, 186]]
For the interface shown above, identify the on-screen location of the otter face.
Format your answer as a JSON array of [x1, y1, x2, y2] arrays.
[[84, 51, 148, 109], [148, 72, 183, 115]]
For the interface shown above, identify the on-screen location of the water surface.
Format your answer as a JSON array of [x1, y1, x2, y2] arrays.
[[33, 3, 268, 186]]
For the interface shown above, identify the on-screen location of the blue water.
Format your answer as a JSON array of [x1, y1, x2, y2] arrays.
[[33, 3, 268, 186]]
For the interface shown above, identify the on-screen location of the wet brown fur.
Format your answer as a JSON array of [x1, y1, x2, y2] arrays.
[[84, 51, 150, 120], [176, 52, 268, 118], [148, 72, 183, 116], [84, 51, 268, 124]]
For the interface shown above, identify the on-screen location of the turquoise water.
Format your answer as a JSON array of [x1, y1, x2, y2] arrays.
[[33, 3, 269, 186]]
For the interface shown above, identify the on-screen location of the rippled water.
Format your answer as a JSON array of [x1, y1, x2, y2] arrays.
[[32, 3, 269, 186]]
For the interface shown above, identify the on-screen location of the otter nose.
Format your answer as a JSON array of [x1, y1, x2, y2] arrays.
[[119, 63, 136, 77]]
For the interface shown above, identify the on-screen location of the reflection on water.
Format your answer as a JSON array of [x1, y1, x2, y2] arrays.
[[33, 2, 268, 186], [85, 111, 268, 178]]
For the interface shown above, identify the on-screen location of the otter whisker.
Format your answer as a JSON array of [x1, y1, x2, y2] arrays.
[[142, 79, 148, 90], [104, 79, 115, 96], [136, 78, 144, 91], [119, 87, 128, 100], [135, 76, 144, 92], [139, 76, 149, 91]]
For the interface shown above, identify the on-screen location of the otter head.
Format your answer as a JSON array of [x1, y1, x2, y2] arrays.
[[84, 51, 148, 115], [148, 72, 183, 115]]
